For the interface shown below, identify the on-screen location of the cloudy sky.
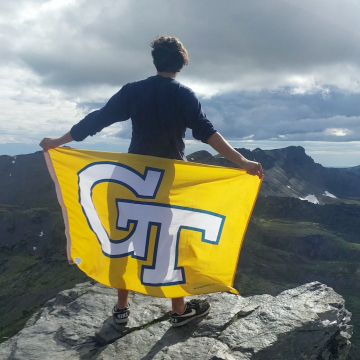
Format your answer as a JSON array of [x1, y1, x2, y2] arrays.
[[1, 0, 360, 166]]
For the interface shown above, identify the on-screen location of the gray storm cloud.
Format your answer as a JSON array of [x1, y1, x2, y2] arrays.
[[201, 90, 360, 142], [1, 0, 360, 153], [6, 0, 360, 91]]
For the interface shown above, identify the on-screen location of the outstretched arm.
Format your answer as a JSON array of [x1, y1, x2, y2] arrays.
[[39, 132, 73, 151], [40, 84, 131, 152], [207, 132, 263, 178]]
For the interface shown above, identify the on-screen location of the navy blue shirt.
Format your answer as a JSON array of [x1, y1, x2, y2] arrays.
[[70, 75, 217, 160]]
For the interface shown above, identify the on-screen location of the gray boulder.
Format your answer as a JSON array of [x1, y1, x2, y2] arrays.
[[0, 282, 352, 360]]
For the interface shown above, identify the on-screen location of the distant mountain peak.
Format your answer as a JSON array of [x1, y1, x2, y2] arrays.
[[188, 146, 360, 203]]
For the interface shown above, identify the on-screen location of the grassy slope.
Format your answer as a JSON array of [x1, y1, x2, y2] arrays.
[[235, 216, 360, 348], [0, 253, 88, 341], [0, 208, 88, 342]]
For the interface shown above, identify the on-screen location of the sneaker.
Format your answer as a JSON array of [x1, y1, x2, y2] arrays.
[[112, 304, 130, 324], [170, 299, 210, 327]]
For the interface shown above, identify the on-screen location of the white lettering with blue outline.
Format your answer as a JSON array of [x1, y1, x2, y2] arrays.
[[78, 162, 225, 286]]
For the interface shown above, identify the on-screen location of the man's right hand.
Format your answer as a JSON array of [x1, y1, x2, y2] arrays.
[[207, 132, 263, 179], [242, 160, 263, 179]]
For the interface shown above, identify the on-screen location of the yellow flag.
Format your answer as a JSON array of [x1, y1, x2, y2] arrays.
[[45, 147, 262, 298]]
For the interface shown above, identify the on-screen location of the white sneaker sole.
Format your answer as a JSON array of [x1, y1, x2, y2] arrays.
[[114, 316, 129, 324]]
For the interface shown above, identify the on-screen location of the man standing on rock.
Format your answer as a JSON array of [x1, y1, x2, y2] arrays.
[[40, 35, 263, 327]]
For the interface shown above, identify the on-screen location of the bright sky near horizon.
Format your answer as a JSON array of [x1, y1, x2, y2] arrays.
[[1, 0, 360, 167]]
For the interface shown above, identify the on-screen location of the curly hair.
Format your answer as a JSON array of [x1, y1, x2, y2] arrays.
[[150, 35, 189, 73]]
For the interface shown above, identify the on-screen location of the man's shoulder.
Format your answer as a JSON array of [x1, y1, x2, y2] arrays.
[[176, 81, 193, 93], [122, 76, 197, 100], [122, 77, 152, 88], [119, 76, 152, 86], [176, 82, 198, 102]]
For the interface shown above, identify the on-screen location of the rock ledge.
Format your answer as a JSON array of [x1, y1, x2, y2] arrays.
[[0, 281, 352, 360]]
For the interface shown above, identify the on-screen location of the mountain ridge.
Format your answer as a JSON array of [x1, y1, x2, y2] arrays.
[[338, 165, 360, 175], [187, 146, 360, 204]]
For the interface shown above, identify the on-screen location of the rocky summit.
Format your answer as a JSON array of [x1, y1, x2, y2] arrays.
[[0, 281, 352, 360]]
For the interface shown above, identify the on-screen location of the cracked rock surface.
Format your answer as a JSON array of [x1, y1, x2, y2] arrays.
[[0, 281, 352, 360]]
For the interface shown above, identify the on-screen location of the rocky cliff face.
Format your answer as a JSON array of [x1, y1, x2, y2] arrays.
[[0, 282, 353, 360], [188, 147, 360, 204]]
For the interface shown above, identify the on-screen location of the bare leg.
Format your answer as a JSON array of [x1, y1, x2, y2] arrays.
[[172, 297, 186, 314], [117, 289, 129, 308], [118, 290, 184, 314]]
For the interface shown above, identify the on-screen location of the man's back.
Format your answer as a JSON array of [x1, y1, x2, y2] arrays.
[[127, 75, 216, 160], [71, 75, 216, 160]]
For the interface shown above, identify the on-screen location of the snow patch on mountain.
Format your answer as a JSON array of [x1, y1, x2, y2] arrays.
[[323, 191, 337, 198], [299, 194, 319, 204]]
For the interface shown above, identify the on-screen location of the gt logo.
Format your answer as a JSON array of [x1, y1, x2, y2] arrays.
[[78, 162, 225, 286]]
